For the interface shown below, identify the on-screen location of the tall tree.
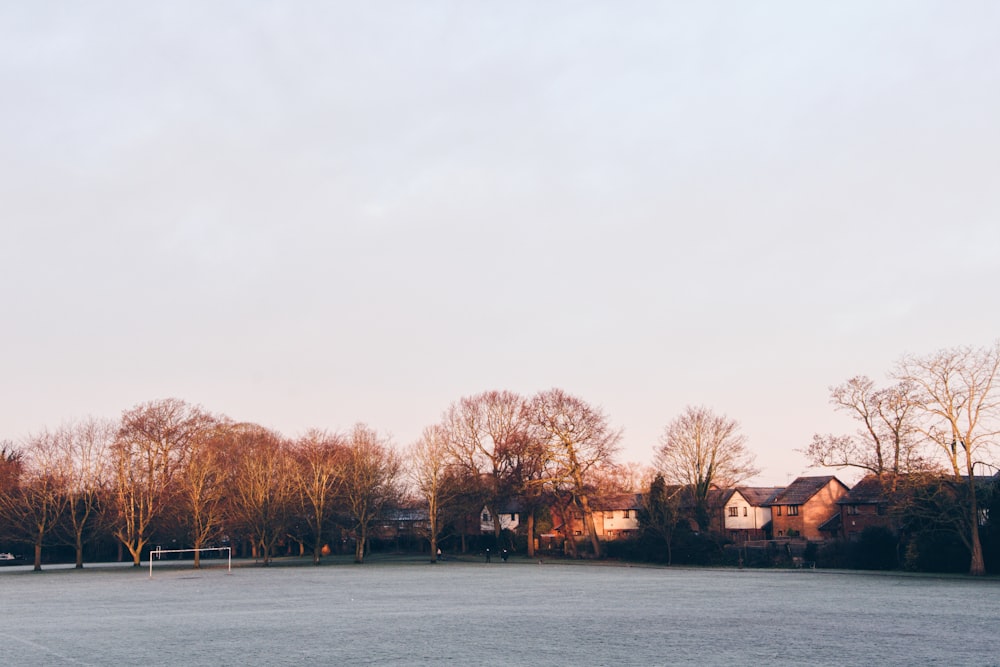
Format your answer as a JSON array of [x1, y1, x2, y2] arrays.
[[442, 390, 532, 544], [341, 424, 400, 564], [228, 423, 295, 566], [409, 425, 462, 563], [291, 429, 345, 565], [0, 442, 25, 545], [55, 418, 115, 568], [1, 430, 70, 570], [529, 389, 621, 558], [805, 376, 929, 490], [894, 341, 1000, 576], [111, 399, 215, 566], [180, 421, 231, 568], [655, 405, 759, 530]]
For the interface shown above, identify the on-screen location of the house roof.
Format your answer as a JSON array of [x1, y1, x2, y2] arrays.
[[767, 476, 846, 506], [837, 474, 888, 505], [591, 493, 643, 511], [736, 486, 785, 506], [818, 513, 842, 532]]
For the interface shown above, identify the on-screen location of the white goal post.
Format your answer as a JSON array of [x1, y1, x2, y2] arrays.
[[148, 546, 232, 577]]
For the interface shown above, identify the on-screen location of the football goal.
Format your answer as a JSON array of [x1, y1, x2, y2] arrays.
[[148, 546, 232, 577]]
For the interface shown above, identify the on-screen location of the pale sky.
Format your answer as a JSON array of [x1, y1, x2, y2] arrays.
[[3, 2, 999, 486]]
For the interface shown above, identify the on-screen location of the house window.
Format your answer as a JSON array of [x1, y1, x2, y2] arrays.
[[743, 507, 748, 517], [787, 505, 800, 516], [776, 506, 782, 516], [510, 513, 517, 522], [482, 512, 490, 522], [847, 505, 859, 516], [606, 511, 615, 520], [623, 510, 630, 519], [728, 507, 739, 517]]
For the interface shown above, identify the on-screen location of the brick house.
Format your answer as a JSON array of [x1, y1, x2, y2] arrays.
[[545, 493, 643, 546], [767, 476, 849, 541], [835, 474, 894, 540]]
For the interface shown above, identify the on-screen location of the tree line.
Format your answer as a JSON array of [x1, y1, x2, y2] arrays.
[[0, 388, 631, 570], [3, 341, 998, 575]]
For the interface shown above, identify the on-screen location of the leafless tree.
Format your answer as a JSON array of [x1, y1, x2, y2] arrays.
[[529, 389, 622, 558], [54, 418, 115, 568], [894, 341, 1000, 576], [291, 429, 346, 565], [111, 398, 216, 566], [409, 424, 462, 562], [655, 405, 759, 530], [180, 420, 231, 568], [805, 377, 931, 490], [0, 442, 24, 543], [341, 424, 400, 564], [228, 423, 296, 566], [2, 429, 70, 570], [442, 390, 533, 545]]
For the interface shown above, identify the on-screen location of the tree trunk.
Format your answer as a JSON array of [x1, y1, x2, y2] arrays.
[[34, 541, 42, 572], [578, 493, 602, 558], [526, 512, 536, 558], [967, 476, 986, 576], [355, 529, 366, 563], [75, 534, 84, 569]]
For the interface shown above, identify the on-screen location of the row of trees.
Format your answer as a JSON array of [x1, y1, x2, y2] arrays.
[[0, 406, 402, 569], [0, 388, 632, 570], [802, 341, 1000, 575], [4, 341, 997, 575]]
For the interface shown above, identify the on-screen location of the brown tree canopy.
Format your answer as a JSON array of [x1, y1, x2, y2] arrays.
[[530, 388, 621, 558], [804, 376, 932, 488], [893, 340, 1000, 575], [655, 405, 759, 529]]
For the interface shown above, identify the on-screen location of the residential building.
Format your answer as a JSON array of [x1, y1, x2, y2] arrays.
[[719, 487, 784, 542], [767, 476, 849, 541]]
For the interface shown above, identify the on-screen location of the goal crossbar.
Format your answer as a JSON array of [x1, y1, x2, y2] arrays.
[[149, 546, 232, 577]]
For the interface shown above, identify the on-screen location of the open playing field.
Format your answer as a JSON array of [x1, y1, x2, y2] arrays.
[[2, 557, 999, 666]]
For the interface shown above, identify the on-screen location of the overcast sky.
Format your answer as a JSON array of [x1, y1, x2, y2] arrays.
[[2, 2, 999, 485]]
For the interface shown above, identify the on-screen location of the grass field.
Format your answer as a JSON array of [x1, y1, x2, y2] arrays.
[[2, 555, 999, 666]]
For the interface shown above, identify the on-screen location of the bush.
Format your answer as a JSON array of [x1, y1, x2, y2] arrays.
[[903, 530, 969, 573], [851, 526, 899, 570]]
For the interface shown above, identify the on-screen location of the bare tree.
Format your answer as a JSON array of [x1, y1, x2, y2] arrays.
[[409, 424, 462, 562], [655, 405, 759, 531], [291, 429, 345, 565], [55, 418, 115, 568], [894, 341, 1000, 576], [442, 390, 532, 545], [529, 389, 621, 558], [805, 377, 930, 490], [111, 399, 215, 566], [341, 424, 400, 564], [0, 442, 24, 545], [228, 423, 296, 566], [180, 421, 231, 568], [2, 430, 70, 570]]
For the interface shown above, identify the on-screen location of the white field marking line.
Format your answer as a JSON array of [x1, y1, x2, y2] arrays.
[[1, 632, 94, 666]]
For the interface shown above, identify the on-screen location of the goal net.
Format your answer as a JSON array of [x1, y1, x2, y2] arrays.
[[148, 546, 232, 577]]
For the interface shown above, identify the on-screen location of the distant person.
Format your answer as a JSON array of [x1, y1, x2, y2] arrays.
[[436, 547, 442, 561], [501, 549, 508, 562], [485, 548, 491, 563]]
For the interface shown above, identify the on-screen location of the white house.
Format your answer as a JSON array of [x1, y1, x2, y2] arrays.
[[721, 487, 783, 541], [597, 493, 642, 540], [480, 505, 521, 534]]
